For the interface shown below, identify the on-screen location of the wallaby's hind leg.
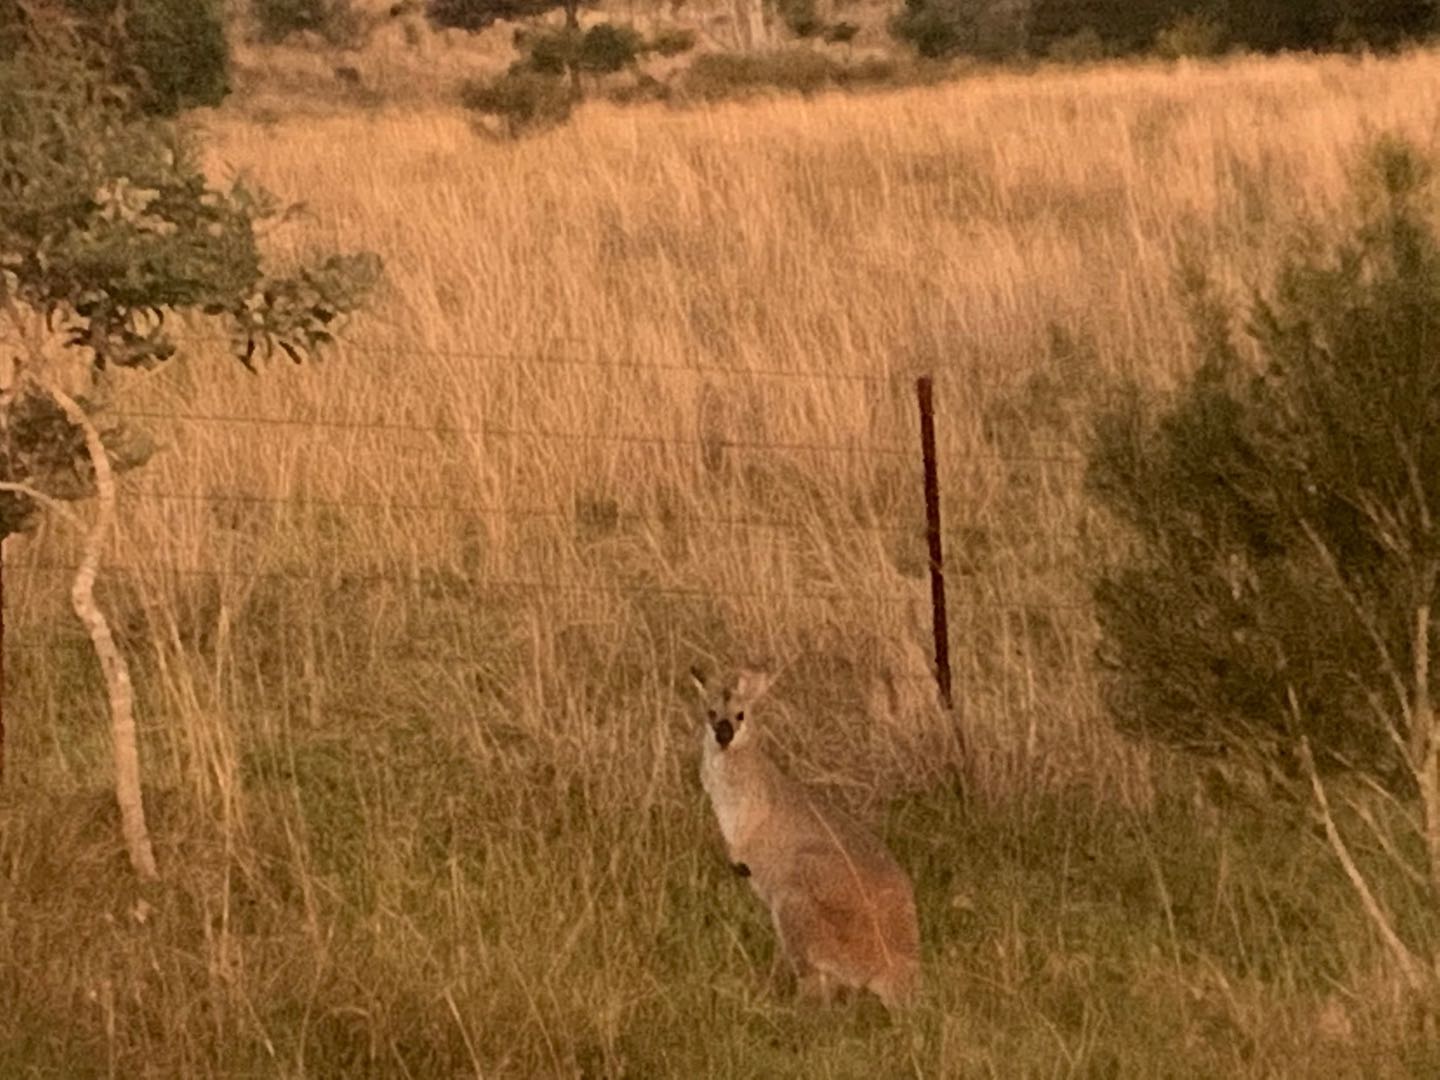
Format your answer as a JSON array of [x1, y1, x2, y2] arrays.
[[771, 898, 817, 996], [773, 893, 848, 1004]]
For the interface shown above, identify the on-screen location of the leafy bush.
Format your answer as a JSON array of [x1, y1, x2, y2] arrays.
[[888, 0, 1028, 60], [460, 69, 574, 136], [777, 0, 823, 37], [76, 0, 230, 114], [0, 47, 380, 394], [0, 0, 229, 115], [1087, 136, 1440, 787], [646, 24, 696, 55], [521, 26, 579, 73], [1045, 26, 1106, 61], [578, 22, 643, 71], [1154, 12, 1226, 58], [253, 0, 364, 46], [514, 23, 643, 75]]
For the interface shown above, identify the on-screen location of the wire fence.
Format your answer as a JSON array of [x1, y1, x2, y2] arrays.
[[3, 342, 1097, 667], [106, 408, 1083, 467]]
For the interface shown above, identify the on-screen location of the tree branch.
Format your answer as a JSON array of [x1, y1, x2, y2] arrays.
[[1298, 720, 1428, 992], [0, 481, 88, 533]]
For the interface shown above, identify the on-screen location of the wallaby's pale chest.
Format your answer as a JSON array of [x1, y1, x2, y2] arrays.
[[700, 741, 767, 855]]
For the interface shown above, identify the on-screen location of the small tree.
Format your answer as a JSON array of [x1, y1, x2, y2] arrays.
[[0, 21, 380, 878], [1088, 136, 1440, 985], [460, 67, 575, 137], [462, 22, 687, 137]]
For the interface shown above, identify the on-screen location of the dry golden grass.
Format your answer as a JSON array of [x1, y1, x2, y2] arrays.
[[6, 46, 1440, 1076], [166, 46, 1440, 788]]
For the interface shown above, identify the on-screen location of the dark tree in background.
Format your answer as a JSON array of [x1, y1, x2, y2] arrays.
[[427, 0, 587, 31], [1028, 0, 1182, 54], [0, 0, 229, 115], [888, 0, 1031, 59], [1012, 0, 1436, 58]]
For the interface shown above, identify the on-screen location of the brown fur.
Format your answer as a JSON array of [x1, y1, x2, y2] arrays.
[[691, 666, 921, 1009]]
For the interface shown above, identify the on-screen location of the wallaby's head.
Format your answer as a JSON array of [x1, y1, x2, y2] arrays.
[[689, 666, 775, 752]]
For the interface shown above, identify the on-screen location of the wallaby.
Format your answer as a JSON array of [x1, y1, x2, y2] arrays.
[[691, 665, 921, 1009]]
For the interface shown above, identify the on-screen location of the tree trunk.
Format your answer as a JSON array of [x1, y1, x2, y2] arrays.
[[746, 0, 767, 47], [0, 535, 5, 785], [41, 378, 158, 881]]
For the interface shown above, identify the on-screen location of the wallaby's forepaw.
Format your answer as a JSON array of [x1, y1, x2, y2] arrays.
[[731, 861, 751, 878]]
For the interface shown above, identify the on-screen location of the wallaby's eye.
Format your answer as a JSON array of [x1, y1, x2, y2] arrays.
[[706, 709, 717, 722], [735, 711, 744, 724]]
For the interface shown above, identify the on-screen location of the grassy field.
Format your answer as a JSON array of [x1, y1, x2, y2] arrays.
[[5, 45, 1440, 1076]]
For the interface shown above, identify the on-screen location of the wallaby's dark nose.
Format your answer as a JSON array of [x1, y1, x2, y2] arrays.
[[713, 718, 734, 747]]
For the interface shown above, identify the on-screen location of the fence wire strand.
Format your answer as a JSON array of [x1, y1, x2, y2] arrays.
[[5, 358, 1093, 660]]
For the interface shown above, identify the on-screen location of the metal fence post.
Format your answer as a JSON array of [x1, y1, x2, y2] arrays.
[[916, 375, 956, 718]]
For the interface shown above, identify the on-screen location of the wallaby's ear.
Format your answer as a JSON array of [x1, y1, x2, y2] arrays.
[[688, 665, 709, 696], [734, 668, 775, 705]]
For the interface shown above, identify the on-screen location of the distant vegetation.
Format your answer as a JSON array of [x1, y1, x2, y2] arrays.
[[0, 0, 229, 114], [252, 0, 366, 46], [427, 0, 590, 31], [12, 0, 1440, 1072], [893, 0, 1437, 60]]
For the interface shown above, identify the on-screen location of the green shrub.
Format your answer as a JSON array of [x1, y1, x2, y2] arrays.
[[522, 26, 580, 74], [514, 23, 644, 75], [0, 39, 378, 546], [1154, 12, 1226, 59], [1087, 135, 1440, 786], [460, 69, 574, 136], [646, 24, 696, 55], [888, 0, 1028, 60], [253, 0, 364, 46], [46, 0, 231, 114], [777, 0, 823, 37], [1046, 26, 1106, 62], [579, 22, 643, 72]]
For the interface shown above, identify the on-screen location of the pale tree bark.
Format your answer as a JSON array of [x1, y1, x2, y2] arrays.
[[1298, 728, 1429, 993], [45, 377, 158, 881], [0, 377, 158, 880], [2, 288, 158, 880], [731, 0, 767, 48], [1409, 590, 1440, 906]]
